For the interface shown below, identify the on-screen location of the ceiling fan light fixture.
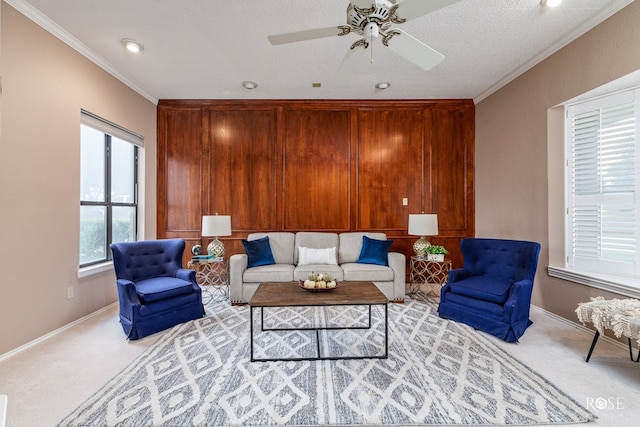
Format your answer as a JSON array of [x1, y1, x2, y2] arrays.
[[267, 0, 461, 83], [375, 82, 390, 90], [121, 38, 144, 53], [540, 0, 562, 7], [242, 81, 258, 90], [364, 22, 379, 39]]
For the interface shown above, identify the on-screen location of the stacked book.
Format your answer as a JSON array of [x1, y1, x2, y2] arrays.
[[191, 254, 214, 263]]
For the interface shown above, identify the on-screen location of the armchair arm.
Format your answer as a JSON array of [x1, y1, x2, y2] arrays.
[[176, 268, 198, 291], [440, 268, 473, 303], [503, 279, 534, 323], [116, 279, 141, 318], [229, 254, 248, 304], [387, 252, 406, 301], [447, 268, 473, 283]]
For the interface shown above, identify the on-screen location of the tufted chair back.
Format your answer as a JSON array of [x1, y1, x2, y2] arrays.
[[460, 238, 540, 282], [111, 239, 185, 282]]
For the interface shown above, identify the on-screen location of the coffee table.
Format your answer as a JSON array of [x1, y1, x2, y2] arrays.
[[249, 281, 388, 362]]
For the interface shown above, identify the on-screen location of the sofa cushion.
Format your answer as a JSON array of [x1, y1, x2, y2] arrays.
[[448, 276, 513, 304], [294, 264, 344, 281], [138, 290, 201, 315], [294, 232, 339, 264], [243, 264, 295, 283], [298, 246, 337, 266], [135, 277, 195, 304], [356, 236, 393, 266], [443, 292, 504, 318], [341, 262, 394, 282], [248, 232, 295, 264], [338, 232, 387, 263], [242, 236, 276, 268]]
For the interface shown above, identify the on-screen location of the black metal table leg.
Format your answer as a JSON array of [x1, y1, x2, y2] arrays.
[[250, 303, 388, 362], [250, 306, 255, 362], [628, 338, 640, 362], [585, 330, 600, 362]]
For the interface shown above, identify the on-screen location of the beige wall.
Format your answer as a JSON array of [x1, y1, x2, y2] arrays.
[[476, 2, 640, 321], [0, 3, 157, 355]]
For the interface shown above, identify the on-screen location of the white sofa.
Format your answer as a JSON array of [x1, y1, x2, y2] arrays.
[[229, 231, 406, 304]]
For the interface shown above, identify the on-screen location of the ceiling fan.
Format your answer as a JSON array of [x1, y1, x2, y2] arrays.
[[267, 0, 461, 83]]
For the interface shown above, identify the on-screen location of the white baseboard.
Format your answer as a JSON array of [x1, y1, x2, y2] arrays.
[[531, 304, 627, 350], [0, 303, 118, 363]]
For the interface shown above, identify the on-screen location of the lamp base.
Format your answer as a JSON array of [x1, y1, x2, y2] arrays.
[[413, 237, 430, 257], [207, 237, 226, 258]]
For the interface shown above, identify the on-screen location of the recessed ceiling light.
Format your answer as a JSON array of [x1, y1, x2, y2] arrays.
[[121, 38, 144, 53], [540, 0, 562, 7], [375, 82, 390, 90], [242, 81, 258, 90]]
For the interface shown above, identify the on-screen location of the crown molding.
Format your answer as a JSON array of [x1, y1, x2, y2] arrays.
[[4, 0, 159, 105], [473, 0, 637, 104]]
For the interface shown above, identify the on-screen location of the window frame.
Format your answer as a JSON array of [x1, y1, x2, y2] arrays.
[[80, 111, 142, 268]]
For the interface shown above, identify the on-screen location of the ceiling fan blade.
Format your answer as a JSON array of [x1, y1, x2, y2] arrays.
[[384, 30, 444, 71], [393, 0, 461, 22], [332, 43, 368, 84], [268, 26, 350, 45]]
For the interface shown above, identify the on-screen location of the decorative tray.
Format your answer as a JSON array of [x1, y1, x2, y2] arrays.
[[298, 280, 339, 292]]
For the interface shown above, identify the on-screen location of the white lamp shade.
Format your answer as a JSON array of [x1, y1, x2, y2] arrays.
[[201, 215, 232, 237], [408, 214, 438, 236]]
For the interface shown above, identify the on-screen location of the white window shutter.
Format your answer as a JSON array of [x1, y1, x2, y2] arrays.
[[567, 90, 637, 276]]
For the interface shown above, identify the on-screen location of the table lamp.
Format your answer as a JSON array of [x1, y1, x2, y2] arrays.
[[202, 214, 232, 258], [408, 213, 438, 257]]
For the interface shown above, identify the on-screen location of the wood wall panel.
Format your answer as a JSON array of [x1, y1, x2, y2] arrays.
[[282, 108, 351, 230], [428, 105, 475, 233], [157, 99, 475, 271], [207, 108, 278, 231], [157, 107, 203, 235], [357, 108, 424, 231]]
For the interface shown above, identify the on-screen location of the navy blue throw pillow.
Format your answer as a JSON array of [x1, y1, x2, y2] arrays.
[[356, 236, 393, 266], [242, 236, 276, 268]]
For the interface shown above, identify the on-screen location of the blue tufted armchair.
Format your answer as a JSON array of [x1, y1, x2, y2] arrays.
[[438, 238, 541, 342], [110, 239, 205, 340]]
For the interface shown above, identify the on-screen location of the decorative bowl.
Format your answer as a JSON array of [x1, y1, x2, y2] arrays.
[[298, 280, 339, 292]]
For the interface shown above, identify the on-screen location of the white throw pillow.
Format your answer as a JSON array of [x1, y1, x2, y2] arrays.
[[298, 247, 337, 266]]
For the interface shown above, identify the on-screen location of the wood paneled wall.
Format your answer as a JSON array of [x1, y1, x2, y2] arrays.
[[157, 100, 475, 271]]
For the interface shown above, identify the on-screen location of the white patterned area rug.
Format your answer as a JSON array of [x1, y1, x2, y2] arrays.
[[59, 297, 594, 426]]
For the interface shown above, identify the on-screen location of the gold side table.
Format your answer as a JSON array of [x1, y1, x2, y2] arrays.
[[187, 258, 230, 303], [408, 256, 452, 298]]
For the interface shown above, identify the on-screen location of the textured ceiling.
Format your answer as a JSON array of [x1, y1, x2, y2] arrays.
[[8, 0, 635, 103]]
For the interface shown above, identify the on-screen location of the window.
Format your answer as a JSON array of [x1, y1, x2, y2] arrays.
[[80, 111, 142, 267], [565, 89, 639, 281]]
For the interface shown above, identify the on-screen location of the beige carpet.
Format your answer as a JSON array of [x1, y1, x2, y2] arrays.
[[58, 299, 594, 425]]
